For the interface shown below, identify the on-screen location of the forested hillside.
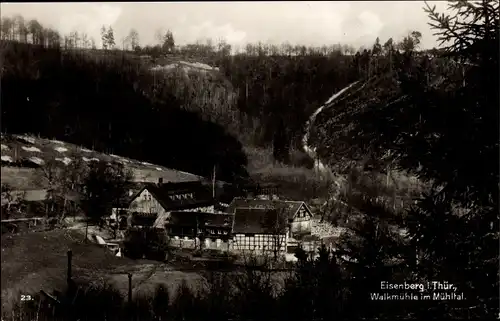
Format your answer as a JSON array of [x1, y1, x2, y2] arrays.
[[0, 41, 247, 182], [0, 15, 363, 188]]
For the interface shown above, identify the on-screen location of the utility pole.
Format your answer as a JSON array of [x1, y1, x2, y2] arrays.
[[67, 250, 72, 286], [128, 273, 132, 304], [212, 164, 216, 199]]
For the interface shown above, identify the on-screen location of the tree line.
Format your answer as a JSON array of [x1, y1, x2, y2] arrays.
[[1, 13, 431, 166]]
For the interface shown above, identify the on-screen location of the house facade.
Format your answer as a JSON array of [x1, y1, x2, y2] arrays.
[[165, 211, 234, 250], [231, 208, 287, 256]]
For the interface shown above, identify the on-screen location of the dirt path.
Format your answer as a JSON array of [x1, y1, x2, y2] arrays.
[[302, 81, 359, 173]]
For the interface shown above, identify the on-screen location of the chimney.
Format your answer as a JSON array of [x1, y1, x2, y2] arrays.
[[158, 177, 163, 186]]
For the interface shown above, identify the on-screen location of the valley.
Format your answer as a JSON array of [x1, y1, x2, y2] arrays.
[[0, 1, 497, 320]]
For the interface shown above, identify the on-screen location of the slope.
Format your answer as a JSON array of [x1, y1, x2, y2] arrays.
[[1, 133, 202, 190]]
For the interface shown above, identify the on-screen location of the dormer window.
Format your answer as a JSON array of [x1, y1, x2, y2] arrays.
[[169, 195, 174, 200]]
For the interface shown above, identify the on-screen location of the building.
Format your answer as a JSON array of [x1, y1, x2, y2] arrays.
[[124, 179, 216, 230], [226, 198, 314, 239], [165, 211, 234, 250], [231, 208, 288, 256]]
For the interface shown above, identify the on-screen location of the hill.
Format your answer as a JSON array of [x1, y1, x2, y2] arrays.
[[1, 133, 203, 190], [1, 228, 203, 314], [1, 40, 248, 183]]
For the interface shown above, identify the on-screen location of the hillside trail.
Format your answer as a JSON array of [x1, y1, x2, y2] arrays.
[[302, 80, 366, 174]]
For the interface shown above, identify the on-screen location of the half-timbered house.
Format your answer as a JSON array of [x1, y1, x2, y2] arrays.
[[226, 198, 314, 239], [231, 208, 288, 256]]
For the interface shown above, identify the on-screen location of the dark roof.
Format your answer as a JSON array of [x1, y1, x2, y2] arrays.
[[227, 198, 310, 219], [112, 182, 146, 207], [130, 181, 215, 211], [166, 211, 234, 229], [233, 208, 287, 235], [204, 213, 234, 229], [166, 211, 198, 227]]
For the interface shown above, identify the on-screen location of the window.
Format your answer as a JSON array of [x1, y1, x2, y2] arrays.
[[169, 196, 174, 200]]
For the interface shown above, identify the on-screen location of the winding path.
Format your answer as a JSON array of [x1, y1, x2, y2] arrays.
[[302, 81, 359, 173]]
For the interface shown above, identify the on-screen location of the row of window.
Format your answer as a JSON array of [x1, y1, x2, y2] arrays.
[[142, 193, 195, 201], [168, 227, 229, 236], [168, 193, 194, 201], [233, 243, 285, 251]]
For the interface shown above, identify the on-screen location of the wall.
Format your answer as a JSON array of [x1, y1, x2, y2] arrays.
[[169, 236, 232, 251], [128, 189, 168, 227], [177, 205, 215, 213], [129, 189, 164, 214], [290, 204, 312, 235], [231, 233, 287, 255]]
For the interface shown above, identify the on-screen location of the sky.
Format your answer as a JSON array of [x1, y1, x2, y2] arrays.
[[2, 1, 450, 51]]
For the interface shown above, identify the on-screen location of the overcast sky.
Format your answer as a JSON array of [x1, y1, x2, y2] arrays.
[[2, 1, 450, 50]]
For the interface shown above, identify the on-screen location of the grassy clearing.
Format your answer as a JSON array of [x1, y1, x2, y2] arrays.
[[1, 229, 203, 313], [244, 145, 337, 200], [244, 145, 427, 207]]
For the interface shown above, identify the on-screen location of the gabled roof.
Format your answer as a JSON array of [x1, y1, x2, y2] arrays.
[[129, 181, 215, 211], [166, 211, 199, 227], [113, 182, 146, 207], [227, 198, 312, 220], [233, 208, 287, 235]]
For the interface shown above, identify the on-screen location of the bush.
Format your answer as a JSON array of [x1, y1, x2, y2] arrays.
[[123, 227, 170, 261]]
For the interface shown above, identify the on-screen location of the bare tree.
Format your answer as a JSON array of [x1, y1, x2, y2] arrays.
[[27, 19, 43, 45], [1, 17, 14, 40], [263, 205, 288, 262], [1, 183, 25, 218], [128, 28, 140, 50], [35, 159, 62, 216]]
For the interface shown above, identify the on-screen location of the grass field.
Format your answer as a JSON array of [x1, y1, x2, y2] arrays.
[[1, 229, 203, 313]]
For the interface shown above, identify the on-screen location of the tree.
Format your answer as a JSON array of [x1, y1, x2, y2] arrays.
[[397, 30, 422, 53], [80, 162, 133, 241], [100, 25, 115, 50], [27, 19, 43, 45], [100, 25, 107, 50], [320, 0, 498, 317], [162, 30, 175, 54], [1, 183, 26, 220], [383, 38, 395, 72], [106, 26, 115, 49], [262, 206, 288, 261], [1, 17, 14, 40], [36, 159, 65, 217], [69, 31, 80, 49], [127, 28, 140, 51]]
